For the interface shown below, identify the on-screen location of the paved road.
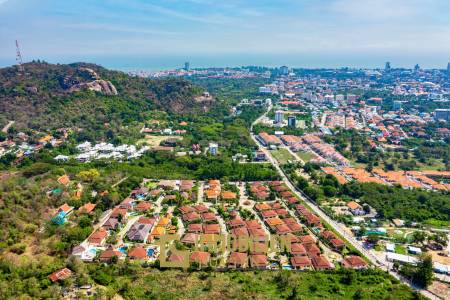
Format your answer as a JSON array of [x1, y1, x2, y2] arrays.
[[250, 106, 438, 300], [197, 181, 204, 203]]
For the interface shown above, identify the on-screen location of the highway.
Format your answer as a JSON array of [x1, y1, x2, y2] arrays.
[[250, 105, 439, 300]]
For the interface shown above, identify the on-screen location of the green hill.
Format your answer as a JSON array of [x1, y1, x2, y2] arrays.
[[0, 62, 206, 134]]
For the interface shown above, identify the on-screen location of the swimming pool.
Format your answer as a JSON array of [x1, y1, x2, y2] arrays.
[[282, 265, 293, 270], [147, 248, 155, 257], [118, 247, 127, 254]]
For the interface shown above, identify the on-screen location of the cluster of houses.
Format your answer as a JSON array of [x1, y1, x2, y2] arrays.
[[256, 132, 349, 166], [54, 141, 150, 162], [1, 130, 69, 163], [62, 179, 367, 272], [204, 180, 238, 203], [248, 182, 271, 201], [179, 204, 221, 236], [323, 166, 450, 191], [297, 134, 349, 166]]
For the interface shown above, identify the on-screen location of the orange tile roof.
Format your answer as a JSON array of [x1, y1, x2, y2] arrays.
[[221, 191, 237, 199], [57, 175, 70, 186], [58, 203, 73, 214], [78, 202, 96, 214], [48, 268, 72, 282], [265, 217, 284, 227]]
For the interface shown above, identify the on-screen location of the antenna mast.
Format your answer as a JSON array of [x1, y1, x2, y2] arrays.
[[15, 40, 24, 72]]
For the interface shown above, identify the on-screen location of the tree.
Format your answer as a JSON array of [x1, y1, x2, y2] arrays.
[[430, 232, 448, 247], [413, 254, 433, 288], [77, 169, 100, 182], [323, 186, 337, 197], [411, 231, 427, 245]]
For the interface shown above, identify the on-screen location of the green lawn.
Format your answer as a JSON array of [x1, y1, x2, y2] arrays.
[[424, 219, 450, 229], [297, 151, 315, 163], [271, 148, 296, 165], [395, 245, 407, 255]]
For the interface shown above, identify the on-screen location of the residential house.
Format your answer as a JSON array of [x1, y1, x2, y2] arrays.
[[190, 251, 211, 267], [291, 256, 312, 270], [111, 207, 127, 223], [203, 224, 220, 234], [227, 252, 248, 269], [128, 246, 148, 260], [181, 233, 199, 245], [250, 254, 268, 269], [187, 223, 203, 234], [58, 203, 74, 215], [57, 175, 70, 186], [88, 228, 108, 246], [126, 223, 152, 242], [135, 201, 152, 212], [48, 268, 72, 282], [311, 255, 332, 270], [99, 247, 124, 263], [290, 243, 307, 256], [78, 202, 96, 214], [103, 217, 119, 231], [347, 201, 364, 215], [342, 256, 367, 269], [221, 191, 237, 201], [330, 238, 345, 251]]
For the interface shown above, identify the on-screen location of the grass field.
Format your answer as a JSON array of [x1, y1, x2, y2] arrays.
[[138, 135, 183, 147], [296, 151, 316, 163], [271, 148, 296, 165]]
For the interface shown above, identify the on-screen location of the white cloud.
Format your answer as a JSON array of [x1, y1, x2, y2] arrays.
[[62, 23, 179, 36]]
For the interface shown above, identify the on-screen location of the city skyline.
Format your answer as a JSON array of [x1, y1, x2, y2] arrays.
[[0, 0, 450, 69]]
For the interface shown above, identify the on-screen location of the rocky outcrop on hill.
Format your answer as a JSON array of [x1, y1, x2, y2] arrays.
[[69, 79, 118, 95]]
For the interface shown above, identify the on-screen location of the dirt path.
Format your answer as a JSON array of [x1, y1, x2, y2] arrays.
[[1, 121, 14, 133]]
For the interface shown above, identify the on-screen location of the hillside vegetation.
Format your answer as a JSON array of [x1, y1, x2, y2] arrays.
[[0, 62, 206, 135]]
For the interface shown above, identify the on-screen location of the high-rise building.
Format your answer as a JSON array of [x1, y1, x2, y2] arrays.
[[447, 62, 450, 73], [287, 116, 296, 127], [414, 64, 420, 73], [184, 62, 190, 71], [280, 66, 289, 75], [385, 62, 391, 71], [209, 142, 218, 155], [393, 101, 402, 110], [435, 109, 450, 122], [274, 110, 283, 124]]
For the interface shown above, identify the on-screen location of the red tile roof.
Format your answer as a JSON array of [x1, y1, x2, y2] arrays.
[[250, 254, 268, 268], [290, 243, 307, 256], [190, 251, 211, 265], [203, 223, 220, 234], [128, 246, 147, 260], [311, 255, 332, 270], [227, 252, 248, 267], [48, 268, 72, 282], [291, 256, 312, 268], [342, 256, 367, 269]]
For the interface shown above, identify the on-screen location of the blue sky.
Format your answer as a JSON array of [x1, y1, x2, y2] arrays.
[[0, 0, 449, 69]]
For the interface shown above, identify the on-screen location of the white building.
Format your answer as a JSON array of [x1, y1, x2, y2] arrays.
[[385, 243, 395, 252], [54, 155, 69, 162], [386, 253, 418, 265], [274, 110, 283, 124], [209, 143, 218, 155]]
